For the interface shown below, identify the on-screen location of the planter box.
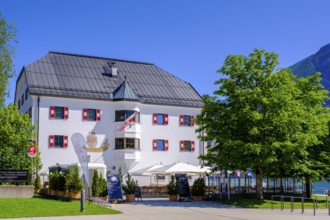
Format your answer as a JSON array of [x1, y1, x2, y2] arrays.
[[168, 195, 178, 201], [125, 194, 135, 202], [192, 196, 203, 201], [0, 186, 34, 198]]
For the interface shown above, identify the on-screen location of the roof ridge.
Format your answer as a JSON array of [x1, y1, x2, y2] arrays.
[[48, 51, 154, 65]]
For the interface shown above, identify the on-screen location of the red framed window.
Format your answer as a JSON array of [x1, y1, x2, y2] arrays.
[[179, 115, 194, 126], [49, 106, 69, 119], [83, 108, 101, 121], [152, 113, 169, 125], [49, 135, 68, 148], [179, 140, 195, 152], [152, 139, 169, 151]]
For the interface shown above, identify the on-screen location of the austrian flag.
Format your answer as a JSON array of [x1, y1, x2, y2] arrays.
[[120, 113, 136, 131]]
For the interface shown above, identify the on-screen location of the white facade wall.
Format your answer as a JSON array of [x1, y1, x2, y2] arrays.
[[16, 73, 203, 186], [30, 96, 201, 182]]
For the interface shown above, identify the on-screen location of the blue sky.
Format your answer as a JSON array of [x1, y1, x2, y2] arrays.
[[2, 0, 330, 105]]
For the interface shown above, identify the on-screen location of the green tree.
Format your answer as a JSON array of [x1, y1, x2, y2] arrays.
[[196, 49, 330, 199], [92, 170, 100, 197], [0, 104, 39, 182], [0, 12, 16, 106]]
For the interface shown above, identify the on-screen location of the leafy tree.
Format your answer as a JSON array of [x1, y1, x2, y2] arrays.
[[0, 104, 39, 182], [196, 49, 330, 199], [0, 12, 16, 106], [92, 170, 100, 197]]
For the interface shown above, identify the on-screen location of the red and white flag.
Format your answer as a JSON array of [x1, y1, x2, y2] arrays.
[[120, 113, 136, 131]]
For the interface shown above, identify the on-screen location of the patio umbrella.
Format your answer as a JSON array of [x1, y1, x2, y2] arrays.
[[130, 164, 164, 176], [150, 162, 209, 175]]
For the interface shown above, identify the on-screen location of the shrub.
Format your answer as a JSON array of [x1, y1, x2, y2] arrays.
[[191, 177, 205, 196], [99, 173, 108, 197], [92, 170, 100, 197], [34, 174, 41, 190], [166, 175, 178, 195], [122, 173, 138, 194], [65, 165, 83, 193]]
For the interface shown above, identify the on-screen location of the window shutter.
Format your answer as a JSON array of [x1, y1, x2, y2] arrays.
[[164, 114, 169, 125], [82, 108, 88, 120], [49, 106, 55, 119], [152, 113, 157, 124], [96, 109, 101, 121], [190, 115, 195, 126], [49, 135, 54, 148], [164, 140, 169, 151], [63, 136, 68, 148], [191, 141, 195, 152], [64, 107, 69, 119], [179, 115, 184, 126], [153, 139, 158, 151], [180, 140, 184, 151]]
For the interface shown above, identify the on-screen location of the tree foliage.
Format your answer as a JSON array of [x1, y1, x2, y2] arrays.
[[0, 104, 37, 172], [196, 49, 330, 199], [0, 12, 16, 106], [92, 170, 100, 197]]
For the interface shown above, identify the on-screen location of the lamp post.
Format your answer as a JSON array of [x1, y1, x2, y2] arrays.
[[28, 140, 37, 185]]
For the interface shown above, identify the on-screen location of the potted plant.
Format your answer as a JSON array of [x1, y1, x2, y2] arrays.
[[34, 174, 42, 193], [191, 177, 205, 201], [65, 165, 84, 199], [92, 170, 100, 197], [57, 172, 66, 197], [99, 173, 108, 199], [166, 175, 178, 201], [49, 171, 58, 196], [122, 173, 138, 202]]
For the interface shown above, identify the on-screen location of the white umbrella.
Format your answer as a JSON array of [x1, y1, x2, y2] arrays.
[[130, 164, 164, 176], [150, 162, 209, 175]]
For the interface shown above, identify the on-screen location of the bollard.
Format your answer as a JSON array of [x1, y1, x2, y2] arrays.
[[291, 197, 294, 212], [271, 195, 273, 210], [81, 189, 85, 212], [327, 196, 328, 208], [313, 199, 316, 216], [302, 198, 304, 214], [328, 201, 330, 216]]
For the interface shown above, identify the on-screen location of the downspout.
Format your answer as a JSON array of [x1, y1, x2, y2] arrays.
[[37, 96, 40, 143]]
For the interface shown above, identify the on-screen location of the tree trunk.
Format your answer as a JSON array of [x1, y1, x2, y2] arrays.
[[255, 167, 263, 199], [305, 176, 311, 198]]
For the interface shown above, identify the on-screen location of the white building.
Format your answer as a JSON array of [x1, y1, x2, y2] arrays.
[[14, 52, 204, 185]]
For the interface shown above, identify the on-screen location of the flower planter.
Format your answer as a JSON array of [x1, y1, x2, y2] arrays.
[[192, 196, 203, 201], [125, 194, 135, 202], [49, 189, 56, 196], [68, 191, 81, 199], [56, 190, 66, 197], [168, 194, 178, 201]]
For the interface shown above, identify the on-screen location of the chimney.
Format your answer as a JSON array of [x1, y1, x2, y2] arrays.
[[108, 61, 118, 77]]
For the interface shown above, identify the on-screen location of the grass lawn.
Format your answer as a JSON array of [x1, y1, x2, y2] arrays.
[[219, 196, 329, 209], [0, 197, 121, 218]]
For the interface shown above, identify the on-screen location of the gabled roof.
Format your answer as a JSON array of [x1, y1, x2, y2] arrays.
[[111, 79, 139, 101], [21, 51, 202, 107]]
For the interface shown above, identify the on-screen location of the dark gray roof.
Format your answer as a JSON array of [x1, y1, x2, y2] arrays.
[[21, 52, 203, 107]]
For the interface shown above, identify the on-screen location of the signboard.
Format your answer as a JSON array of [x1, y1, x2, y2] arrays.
[[107, 174, 123, 200], [28, 145, 37, 158], [71, 133, 90, 187], [175, 174, 191, 199], [0, 170, 29, 183]]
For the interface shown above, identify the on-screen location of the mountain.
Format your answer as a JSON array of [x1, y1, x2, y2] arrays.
[[290, 43, 330, 91]]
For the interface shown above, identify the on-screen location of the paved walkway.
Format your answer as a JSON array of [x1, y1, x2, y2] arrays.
[[2, 198, 330, 220]]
